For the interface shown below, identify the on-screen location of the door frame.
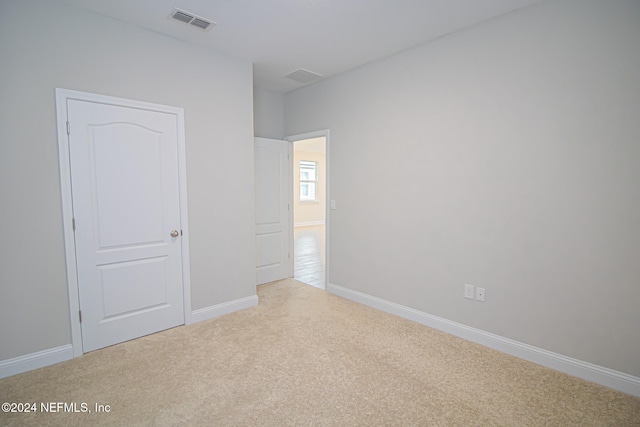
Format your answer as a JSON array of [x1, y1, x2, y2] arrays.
[[285, 129, 330, 289], [55, 88, 192, 357]]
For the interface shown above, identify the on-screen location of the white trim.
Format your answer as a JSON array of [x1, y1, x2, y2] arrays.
[[55, 88, 192, 356], [327, 283, 640, 397], [285, 129, 331, 290], [0, 345, 73, 379], [0, 293, 258, 378], [189, 295, 259, 324], [288, 140, 295, 279], [175, 104, 193, 325], [55, 89, 82, 357], [294, 221, 325, 228]]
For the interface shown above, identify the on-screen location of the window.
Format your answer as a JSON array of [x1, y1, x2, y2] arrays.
[[299, 160, 318, 201]]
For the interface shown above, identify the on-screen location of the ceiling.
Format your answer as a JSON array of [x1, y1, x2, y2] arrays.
[[58, 0, 546, 93]]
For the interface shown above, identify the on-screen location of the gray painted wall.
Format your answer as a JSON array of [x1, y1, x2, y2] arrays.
[[0, 0, 256, 360], [254, 88, 285, 139], [284, 0, 640, 376]]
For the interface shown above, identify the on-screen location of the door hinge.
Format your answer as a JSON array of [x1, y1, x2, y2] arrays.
[[72, 218, 76, 231], [66, 121, 70, 135], [79, 310, 82, 323]]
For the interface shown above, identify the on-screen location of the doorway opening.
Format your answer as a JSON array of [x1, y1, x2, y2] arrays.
[[292, 136, 327, 289]]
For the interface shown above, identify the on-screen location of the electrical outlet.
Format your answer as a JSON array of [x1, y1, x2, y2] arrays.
[[476, 287, 485, 302], [464, 284, 474, 300]]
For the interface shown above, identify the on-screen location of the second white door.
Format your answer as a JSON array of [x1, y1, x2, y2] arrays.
[[255, 137, 290, 285]]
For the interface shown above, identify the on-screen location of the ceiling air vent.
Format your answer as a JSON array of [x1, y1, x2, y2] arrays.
[[169, 8, 216, 31], [284, 69, 323, 85]]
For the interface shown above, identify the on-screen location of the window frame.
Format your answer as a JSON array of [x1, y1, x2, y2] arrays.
[[299, 160, 318, 202]]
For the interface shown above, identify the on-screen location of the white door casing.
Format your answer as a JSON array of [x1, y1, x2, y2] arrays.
[[255, 138, 291, 285], [56, 89, 191, 355]]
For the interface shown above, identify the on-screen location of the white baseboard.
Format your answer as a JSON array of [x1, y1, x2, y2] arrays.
[[327, 283, 640, 397], [0, 345, 73, 379], [0, 296, 259, 379], [189, 294, 259, 324], [294, 221, 325, 228]]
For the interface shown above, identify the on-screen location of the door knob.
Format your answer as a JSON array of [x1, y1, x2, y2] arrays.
[[170, 230, 179, 237]]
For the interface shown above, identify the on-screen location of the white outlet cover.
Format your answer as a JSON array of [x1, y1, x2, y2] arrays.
[[476, 287, 485, 302], [464, 284, 474, 299]]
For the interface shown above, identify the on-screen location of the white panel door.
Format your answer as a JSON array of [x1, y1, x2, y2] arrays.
[[68, 99, 184, 352], [255, 137, 290, 285]]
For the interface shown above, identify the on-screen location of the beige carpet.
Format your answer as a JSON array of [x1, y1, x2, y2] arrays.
[[1, 279, 638, 426]]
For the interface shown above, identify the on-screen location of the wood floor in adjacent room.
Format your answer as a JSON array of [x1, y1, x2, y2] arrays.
[[293, 225, 325, 288], [1, 279, 638, 426]]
